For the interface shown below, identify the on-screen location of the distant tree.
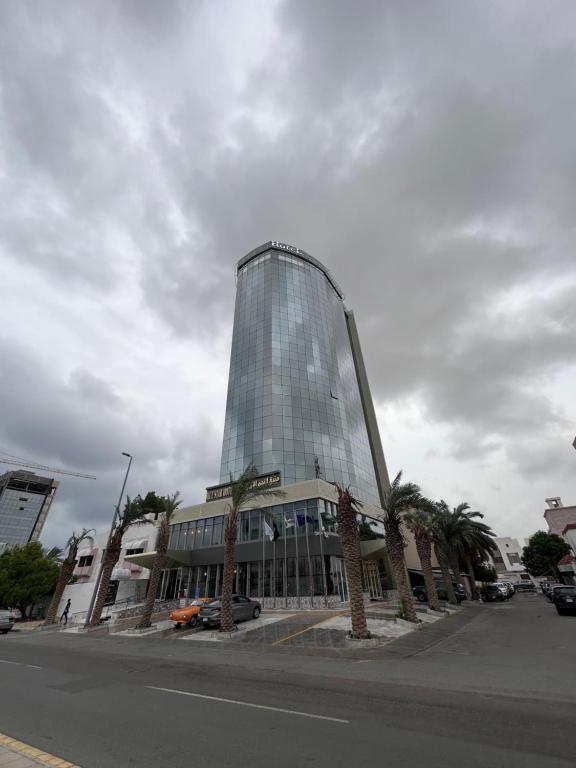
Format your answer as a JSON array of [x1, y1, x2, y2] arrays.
[[0, 542, 59, 619], [473, 561, 497, 583], [522, 532, 570, 580], [44, 528, 95, 626]]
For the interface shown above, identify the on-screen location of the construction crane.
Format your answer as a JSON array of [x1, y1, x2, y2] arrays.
[[0, 450, 96, 480]]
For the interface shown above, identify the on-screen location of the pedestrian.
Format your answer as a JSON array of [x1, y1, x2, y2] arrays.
[[60, 599, 71, 625]]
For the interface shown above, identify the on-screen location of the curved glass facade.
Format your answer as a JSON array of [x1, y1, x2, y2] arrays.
[[219, 243, 381, 506]]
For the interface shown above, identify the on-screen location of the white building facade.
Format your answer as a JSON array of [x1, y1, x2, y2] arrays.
[[490, 537, 529, 580], [56, 521, 157, 620]]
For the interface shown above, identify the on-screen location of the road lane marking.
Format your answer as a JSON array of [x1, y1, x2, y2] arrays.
[[0, 658, 42, 669], [147, 686, 349, 724], [0, 732, 79, 767]]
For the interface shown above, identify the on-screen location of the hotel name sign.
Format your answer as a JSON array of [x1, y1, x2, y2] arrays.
[[206, 472, 281, 502], [270, 240, 303, 255]]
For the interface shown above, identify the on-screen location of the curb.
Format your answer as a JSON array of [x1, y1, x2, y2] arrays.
[[0, 732, 80, 767]]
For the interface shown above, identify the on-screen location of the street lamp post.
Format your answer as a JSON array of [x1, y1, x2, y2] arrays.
[[84, 452, 133, 628]]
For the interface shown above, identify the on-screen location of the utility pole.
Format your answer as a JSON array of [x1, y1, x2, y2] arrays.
[[84, 453, 132, 627]]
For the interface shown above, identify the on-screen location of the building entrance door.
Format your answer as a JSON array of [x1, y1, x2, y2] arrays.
[[363, 561, 383, 599], [331, 557, 348, 602]]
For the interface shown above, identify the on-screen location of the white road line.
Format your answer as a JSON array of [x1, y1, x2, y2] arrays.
[[0, 659, 42, 669], [147, 686, 349, 724]]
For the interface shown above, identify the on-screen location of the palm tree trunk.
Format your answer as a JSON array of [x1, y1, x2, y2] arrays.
[[44, 559, 76, 625], [387, 530, 418, 622], [134, 535, 166, 630], [337, 505, 370, 639], [89, 533, 122, 627], [449, 550, 463, 589], [465, 553, 479, 599], [434, 542, 458, 604], [415, 535, 441, 612], [220, 517, 237, 633]]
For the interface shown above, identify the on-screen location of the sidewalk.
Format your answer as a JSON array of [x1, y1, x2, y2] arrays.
[[0, 734, 79, 768]]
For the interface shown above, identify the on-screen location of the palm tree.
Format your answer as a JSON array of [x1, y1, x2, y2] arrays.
[[220, 464, 285, 633], [404, 508, 442, 612], [335, 485, 370, 639], [432, 502, 497, 602], [134, 492, 181, 629], [89, 497, 149, 627], [44, 529, 94, 625], [431, 501, 461, 605], [439, 501, 470, 586], [381, 471, 426, 622], [455, 513, 497, 600], [44, 546, 64, 563]]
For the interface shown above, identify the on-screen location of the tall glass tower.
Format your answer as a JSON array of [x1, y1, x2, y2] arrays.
[[219, 241, 389, 508]]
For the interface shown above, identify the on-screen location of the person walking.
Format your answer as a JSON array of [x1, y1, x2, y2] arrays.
[[60, 599, 71, 625]]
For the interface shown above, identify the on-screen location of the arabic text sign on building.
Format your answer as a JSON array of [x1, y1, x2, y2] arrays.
[[205, 472, 281, 502]]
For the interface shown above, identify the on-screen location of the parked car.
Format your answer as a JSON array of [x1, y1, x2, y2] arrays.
[[497, 581, 515, 597], [545, 584, 565, 601], [0, 610, 15, 635], [551, 586, 576, 615], [481, 584, 506, 602], [412, 582, 466, 603], [170, 598, 213, 628], [199, 595, 261, 627]]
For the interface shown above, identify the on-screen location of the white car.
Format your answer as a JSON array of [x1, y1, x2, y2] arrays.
[[0, 610, 15, 635]]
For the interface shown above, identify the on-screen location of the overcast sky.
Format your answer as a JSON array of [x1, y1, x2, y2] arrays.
[[1, 1, 575, 548]]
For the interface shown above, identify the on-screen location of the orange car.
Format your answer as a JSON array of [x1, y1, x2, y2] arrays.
[[170, 598, 213, 628]]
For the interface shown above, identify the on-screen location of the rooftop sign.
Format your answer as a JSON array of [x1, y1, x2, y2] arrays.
[[205, 471, 281, 502]]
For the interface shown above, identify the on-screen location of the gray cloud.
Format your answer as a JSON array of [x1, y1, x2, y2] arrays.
[[1, 0, 575, 544]]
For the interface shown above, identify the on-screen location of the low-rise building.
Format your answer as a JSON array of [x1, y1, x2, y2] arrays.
[[57, 521, 157, 619], [490, 537, 525, 575], [544, 497, 576, 536], [126, 476, 395, 607]]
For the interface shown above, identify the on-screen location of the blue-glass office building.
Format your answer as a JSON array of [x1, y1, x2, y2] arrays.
[[129, 242, 392, 605], [220, 241, 389, 507]]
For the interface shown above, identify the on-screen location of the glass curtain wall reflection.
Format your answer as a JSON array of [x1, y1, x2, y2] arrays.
[[219, 243, 381, 507]]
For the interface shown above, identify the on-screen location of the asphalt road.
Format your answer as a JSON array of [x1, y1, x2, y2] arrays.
[[1, 594, 575, 768]]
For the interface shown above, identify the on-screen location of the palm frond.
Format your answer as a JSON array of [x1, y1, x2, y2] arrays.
[[44, 545, 64, 562], [229, 463, 286, 514]]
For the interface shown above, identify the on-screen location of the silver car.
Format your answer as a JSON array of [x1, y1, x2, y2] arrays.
[[200, 595, 261, 628], [0, 610, 15, 635]]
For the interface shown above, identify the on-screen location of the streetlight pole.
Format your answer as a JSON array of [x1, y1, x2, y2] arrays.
[[84, 452, 133, 628]]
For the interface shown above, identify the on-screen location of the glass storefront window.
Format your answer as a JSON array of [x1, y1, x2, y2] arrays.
[[239, 511, 250, 542], [249, 509, 261, 541], [236, 562, 247, 595], [248, 561, 260, 597], [212, 516, 223, 546], [202, 518, 213, 547]]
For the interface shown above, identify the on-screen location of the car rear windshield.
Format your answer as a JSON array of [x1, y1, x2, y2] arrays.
[[556, 587, 576, 596]]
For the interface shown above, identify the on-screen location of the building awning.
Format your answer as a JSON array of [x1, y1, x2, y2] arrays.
[[123, 538, 149, 550], [124, 550, 191, 569], [558, 554, 575, 572], [111, 567, 132, 580]]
